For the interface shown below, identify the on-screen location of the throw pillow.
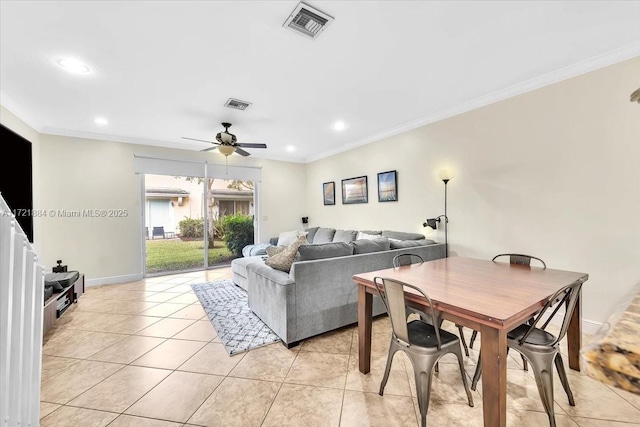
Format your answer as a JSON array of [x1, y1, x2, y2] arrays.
[[350, 238, 390, 254], [356, 231, 381, 240], [277, 230, 308, 247], [332, 229, 358, 243], [266, 245, 287, 257], [297, 242, 354, 261], [313, 227, 336, 243], [265, 235, 308, 272]]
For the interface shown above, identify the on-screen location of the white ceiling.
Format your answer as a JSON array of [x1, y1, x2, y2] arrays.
[[1, 1, 639, 163]]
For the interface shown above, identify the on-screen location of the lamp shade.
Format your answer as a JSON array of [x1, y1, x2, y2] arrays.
[[218, 145, 235, 156], [439, 169, 454, 182]]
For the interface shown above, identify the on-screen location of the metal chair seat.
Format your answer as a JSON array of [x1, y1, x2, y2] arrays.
[[507, 324, 557, 346], [407, 320, 459, 347]]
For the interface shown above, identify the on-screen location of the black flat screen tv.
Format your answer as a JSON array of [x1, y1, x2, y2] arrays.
[[0, 124, 34, 243]]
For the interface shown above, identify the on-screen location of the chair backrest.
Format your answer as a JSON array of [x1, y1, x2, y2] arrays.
[[493, 253, 547, 269], [393, 253, 424, 268], [152, 226, 164, 237], [518, 280, 585, 347], [373, 276, 442, 350]]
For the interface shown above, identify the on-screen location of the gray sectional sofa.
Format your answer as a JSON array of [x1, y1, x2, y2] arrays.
[[231, 227, 446, 347]]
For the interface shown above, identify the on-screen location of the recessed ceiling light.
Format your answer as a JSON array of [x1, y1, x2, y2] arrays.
[[94, 117, 108, 126], [286, 145, 296, 152], [332, 120, 346, 131], [56, 58, 90, 74]]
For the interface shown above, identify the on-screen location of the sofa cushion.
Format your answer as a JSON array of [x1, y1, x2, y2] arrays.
[[356, 231, 381, 240], [389, 239, 436, 249], [265, 235, 308, 272], [350, 238, 390, 254], [266, 245, 287, 257], [297, 242, 354, 261], [382, 230, 426, 241], [360, 230, 382, 236], [332, 229, 358, 243], [304, 227, 320, 243], [277, 230, 308, 246], [313, 227, 336, 244]]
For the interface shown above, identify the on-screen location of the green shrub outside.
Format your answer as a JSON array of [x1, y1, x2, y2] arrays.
[[178, 217, 204, 238], [222, 214, 254, 257]]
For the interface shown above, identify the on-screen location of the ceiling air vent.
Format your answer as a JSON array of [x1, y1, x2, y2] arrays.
[[224, 98, 252, 111], [283, 2, 334, 40]]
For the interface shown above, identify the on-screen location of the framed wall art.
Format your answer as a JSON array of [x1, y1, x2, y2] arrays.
[[377, 170, 397, 202], [323, 181, 335, 205], [341, 176, 368, 204]]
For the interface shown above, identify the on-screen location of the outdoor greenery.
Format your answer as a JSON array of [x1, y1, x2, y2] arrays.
[[146, 239, 235, 274], [222, 214, 254, 257], [178, 217, 204, 238]]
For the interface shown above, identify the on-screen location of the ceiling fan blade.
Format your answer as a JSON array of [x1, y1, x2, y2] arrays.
[[182, 137, 220, 145], [200, 146, 218, 152], [235, 142, 267, 148], [234, 147, 251, 157]]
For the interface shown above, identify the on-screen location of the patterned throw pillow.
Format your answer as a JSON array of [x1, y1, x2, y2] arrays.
[[266, 245, 286, 257], [265, 234, 308, 272]]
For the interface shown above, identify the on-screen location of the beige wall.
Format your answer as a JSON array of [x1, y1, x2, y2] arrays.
[[0, 111, 307, 283], [306, 57, 640, 326], [3, 57, 638, 324]]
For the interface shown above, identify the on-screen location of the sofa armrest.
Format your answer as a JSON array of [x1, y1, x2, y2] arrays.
[[246, 262, 296, 344]]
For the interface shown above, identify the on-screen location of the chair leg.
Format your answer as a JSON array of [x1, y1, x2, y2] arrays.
[[527, 351, 557, 427], [471, 350, 482, 391], [412, 364, 436, 427], [453, 345, 474, 407], [554, 354, 575, 406], [379, 340, 400, 396], [469, 330, 478, 349], [521, 354, 529, 371], [457, 324, 469, 357]]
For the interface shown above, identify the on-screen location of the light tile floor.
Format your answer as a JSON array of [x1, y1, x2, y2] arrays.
[[40, 268, 640, 426]]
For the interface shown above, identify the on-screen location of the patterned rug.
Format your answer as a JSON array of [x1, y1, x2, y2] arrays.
[[191, 279, 281, 355]]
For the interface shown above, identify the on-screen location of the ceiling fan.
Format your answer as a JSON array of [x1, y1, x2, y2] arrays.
[[182, 122, 267, 157]]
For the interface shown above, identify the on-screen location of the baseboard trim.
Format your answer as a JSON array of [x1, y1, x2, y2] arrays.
[[85, 273, 143, 287], [581, 318, 603, 336], [547, 313, 603, 336]]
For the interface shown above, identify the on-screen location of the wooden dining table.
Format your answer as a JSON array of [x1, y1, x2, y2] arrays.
[[353, 256, 589, 427]]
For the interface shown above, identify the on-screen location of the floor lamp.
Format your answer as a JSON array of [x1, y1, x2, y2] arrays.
[[423, 170, 454, 257]]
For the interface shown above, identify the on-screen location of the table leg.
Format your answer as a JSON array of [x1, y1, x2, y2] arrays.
[[480, 325, 507, 427], [358, 284, 373, 374], [567, 291, 582, 371]]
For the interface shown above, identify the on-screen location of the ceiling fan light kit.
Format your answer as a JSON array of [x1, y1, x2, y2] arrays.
[[182, 122, 268, 159]]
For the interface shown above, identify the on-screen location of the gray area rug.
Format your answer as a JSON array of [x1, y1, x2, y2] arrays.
[[191, 279, 281, 355]]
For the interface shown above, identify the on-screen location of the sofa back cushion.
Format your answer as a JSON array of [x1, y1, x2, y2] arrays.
[[277, 230, 308, 246], [382, 230, 426, 241], [265, 235, 308, 272], [350, 238, 390, 254], [297, 241, 354, 261], [313, 227, 336, 243], [305, 227, 320, 243], [389, 239, 436, 249], [332, 229, 358, 243], [356, 231, 381, 240]]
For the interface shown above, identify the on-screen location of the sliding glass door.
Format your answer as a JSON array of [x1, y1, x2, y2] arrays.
[[143, 172, 256, 276]]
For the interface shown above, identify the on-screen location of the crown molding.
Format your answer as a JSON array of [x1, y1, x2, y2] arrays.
[[304, 42, 640, 163]]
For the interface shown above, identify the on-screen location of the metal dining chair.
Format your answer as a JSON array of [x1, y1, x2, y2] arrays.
[[468, 253, 547, 370], [374, 276, 474, 427], [393, 254, 472, 357], [470, 280, 583, 427]]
